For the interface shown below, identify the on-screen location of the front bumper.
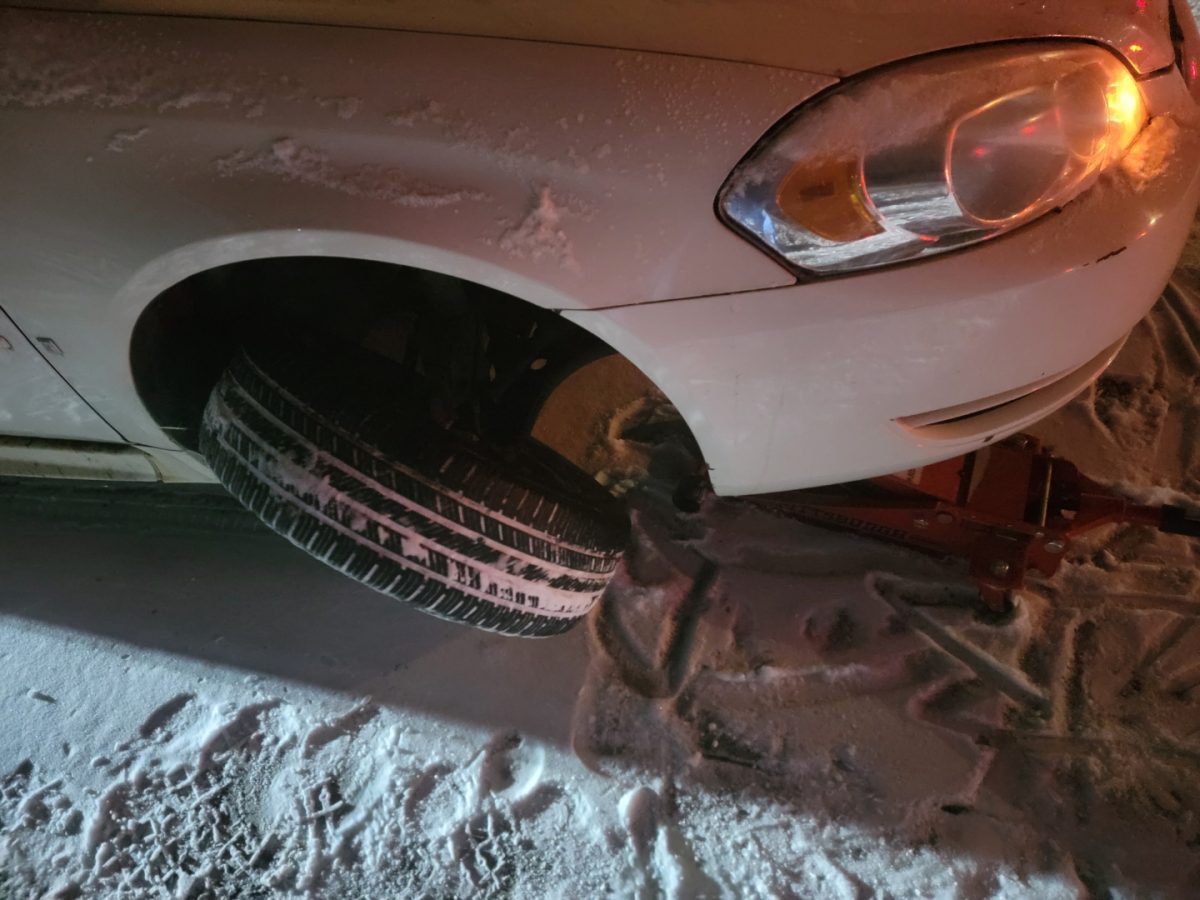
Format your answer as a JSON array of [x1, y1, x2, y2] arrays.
[[567, 70, 1200, 496]]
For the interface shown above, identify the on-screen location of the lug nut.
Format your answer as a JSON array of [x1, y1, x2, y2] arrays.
[[1044, 540, 1065, 554]]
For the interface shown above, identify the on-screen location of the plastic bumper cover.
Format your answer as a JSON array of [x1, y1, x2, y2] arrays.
[[566, 71, 1200, 495]]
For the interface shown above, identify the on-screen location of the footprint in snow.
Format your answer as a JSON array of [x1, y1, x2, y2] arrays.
[[477, 730, 546, 805], [302, 702, 379, 758], [138, 692, 195, 739], [619, 785, 661, 859]]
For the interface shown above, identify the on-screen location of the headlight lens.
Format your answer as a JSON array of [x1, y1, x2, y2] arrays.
[[719, 43, 1147, 275]]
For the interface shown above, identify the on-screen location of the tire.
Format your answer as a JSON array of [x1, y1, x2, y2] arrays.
[[198, 346, 628, 637]]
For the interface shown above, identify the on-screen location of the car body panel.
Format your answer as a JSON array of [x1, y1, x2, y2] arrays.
[[0, 306, 119, 441], [567, 71, 1200, 494], [7, 0, 1179, 77], [0, 7, 828, 445], [0, 436, 218, 480], [1174, 0, 1200, 101]]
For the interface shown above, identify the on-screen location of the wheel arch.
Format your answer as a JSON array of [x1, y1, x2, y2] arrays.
[[115, 229, 583, 325], [125, 230, 702, 473]]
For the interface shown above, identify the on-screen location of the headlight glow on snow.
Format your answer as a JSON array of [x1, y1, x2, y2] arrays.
[[719, 43, 1147, 275]]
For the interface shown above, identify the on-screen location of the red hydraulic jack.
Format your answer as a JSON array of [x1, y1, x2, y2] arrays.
[[753, 433, 1200, 613]]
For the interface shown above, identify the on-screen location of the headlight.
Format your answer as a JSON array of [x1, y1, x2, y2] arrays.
[[719, 43, 1147, 275]]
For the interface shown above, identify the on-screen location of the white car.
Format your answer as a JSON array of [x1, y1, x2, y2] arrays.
[[2, 1, 1199, 635]]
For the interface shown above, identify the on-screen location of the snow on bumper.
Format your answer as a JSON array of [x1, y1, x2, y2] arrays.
[[567, 76, 1200, 496]]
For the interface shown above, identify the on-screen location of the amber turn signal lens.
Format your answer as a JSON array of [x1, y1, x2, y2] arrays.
[[775, 158, 882, 243]]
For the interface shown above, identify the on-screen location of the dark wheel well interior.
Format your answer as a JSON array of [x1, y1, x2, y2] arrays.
[[130, 257, 616, 451]]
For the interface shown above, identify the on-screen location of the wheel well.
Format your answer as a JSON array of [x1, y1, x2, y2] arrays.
[[131, 257, 635, 453]]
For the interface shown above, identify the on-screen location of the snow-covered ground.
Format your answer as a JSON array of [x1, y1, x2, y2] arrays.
[[3, 242, 1200, 898]]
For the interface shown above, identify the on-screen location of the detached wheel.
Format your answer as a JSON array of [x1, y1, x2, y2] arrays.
[[198, 347, 628, 637]]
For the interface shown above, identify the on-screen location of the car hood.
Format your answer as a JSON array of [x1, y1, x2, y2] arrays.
[[10, 0, 1177, 76]]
